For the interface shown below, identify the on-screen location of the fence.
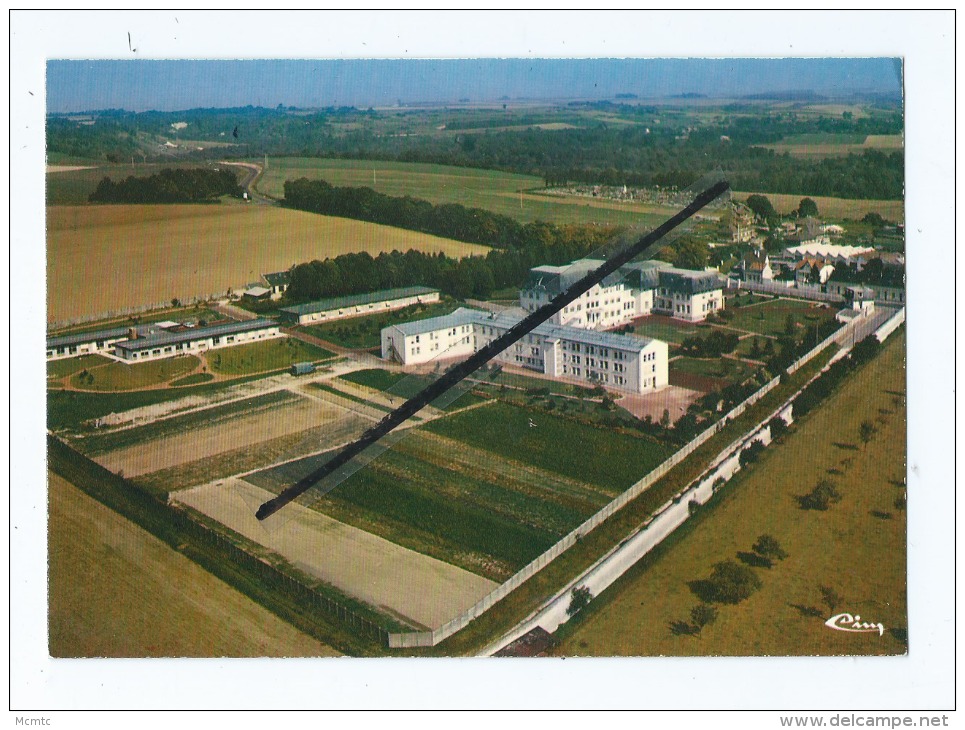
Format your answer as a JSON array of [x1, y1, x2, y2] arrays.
[[874, 306, 906, 342], [48, 437, 392, 646], [727, 279, 844, 304], [49, 293, 226, 331]]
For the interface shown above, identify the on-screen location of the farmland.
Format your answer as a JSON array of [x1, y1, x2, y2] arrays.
[[255, 157, 669, 227], [732, 191, 904, 221], [554, 332, 906, 656], [754, 133, 903, 159], [46, 204, 490, 323], [48, 470, 340, 657]]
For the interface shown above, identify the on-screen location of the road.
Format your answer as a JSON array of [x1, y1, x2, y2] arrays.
[[218, 161, 276, 205]]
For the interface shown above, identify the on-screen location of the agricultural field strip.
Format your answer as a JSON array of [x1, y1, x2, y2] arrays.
[[93, 395, 345, 479], [74, 389, 302, 455], [135, 413, 372, 496], [175, 478, 499, 630]]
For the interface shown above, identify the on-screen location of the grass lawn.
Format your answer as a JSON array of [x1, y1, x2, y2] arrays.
[[337, 368, 486, 410], [553, 332, 906, 656], [206, 337, 334, 375], [724, 298, 837, 338], [255, 157, 663, 227], [302, 300, 462, 349], [423, 401, 675, 494], [47, 354, 113, 379], [69, 356, 200, 391], [671, 356, 758, 384], [631, 318, 702, 345], [47, 470, 339, 657]]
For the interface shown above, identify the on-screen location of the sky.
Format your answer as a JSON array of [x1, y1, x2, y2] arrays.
[[46, 58, 903, 113]]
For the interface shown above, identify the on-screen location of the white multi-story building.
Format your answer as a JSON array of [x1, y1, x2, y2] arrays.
[[381, 307, 668, 394], [520, 258, 725, 326]]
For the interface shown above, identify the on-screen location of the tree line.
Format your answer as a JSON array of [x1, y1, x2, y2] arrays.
[[285, 228, 616, 303], [88, 167, 242, 204]]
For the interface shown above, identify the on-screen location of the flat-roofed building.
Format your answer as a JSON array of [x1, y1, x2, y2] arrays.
[[278, 286, 440, 326], [113, 319, 281, 362], [381, 307, 668, 394], [46, 325, 151, 361]]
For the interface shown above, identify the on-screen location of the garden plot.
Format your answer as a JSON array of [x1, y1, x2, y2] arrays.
[[95, 390, 354, 479]]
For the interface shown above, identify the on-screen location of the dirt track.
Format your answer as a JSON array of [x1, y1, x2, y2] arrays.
[[176, 479, 498, 630]]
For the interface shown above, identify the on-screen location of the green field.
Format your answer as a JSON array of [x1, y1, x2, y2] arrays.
[[256, 157, 666, 227], [206, 337, 335, 375], [554, 332, 906, 656], [48, 470, 340, 657], [46, 163, 218, 206], [724, 298, 837, 338], [303, 300, 462, 349], [423, 401, 674, 492], [69, 355, 200, 391]]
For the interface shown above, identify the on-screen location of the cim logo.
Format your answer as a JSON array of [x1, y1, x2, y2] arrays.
[[825, 613, 885, 636]]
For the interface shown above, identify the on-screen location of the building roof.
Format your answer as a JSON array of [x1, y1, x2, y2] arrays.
[[388, 307, 481, 337], [391, 307, 657, 353], [786, 243, 874, 260], [279, 286, 438, 317], [114, 318, 277, 353], [244, 286, 271, 297], [657, 267, 725, 295], [47, 324, 156, 349], [263, 270, 291, 287], [523, 259, 629, 295]]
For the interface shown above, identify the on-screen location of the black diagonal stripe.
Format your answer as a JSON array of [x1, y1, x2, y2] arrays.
[[256, 179, 730, 520]]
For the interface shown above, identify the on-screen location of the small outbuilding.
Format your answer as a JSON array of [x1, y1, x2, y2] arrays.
[[290, 362, 316, 376]]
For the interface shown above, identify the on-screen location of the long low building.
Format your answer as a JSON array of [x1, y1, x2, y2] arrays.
[[279, 286, 440, 326], [113, 319, 281, 362], [381, 307, 668, 394], [47, 324, 152, 361]]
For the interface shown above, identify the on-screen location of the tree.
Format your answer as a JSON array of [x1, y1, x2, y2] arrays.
[[690, 603, 718, 632], [768, 415, 788, 440], [859, 420, 877, 447], [705, 560, 762, 604], [820, 585, 843, 615], [739, 439, 766, 468], [862, 212, 885, 228], [797, 197, 819, 218], [660, 408, 671, 428], [566, 585, 593, 617], [745, 194, 777, 223], [784, 313, 797, 336], [802, 479, 842, 511], [752, 534, 788, 565]]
